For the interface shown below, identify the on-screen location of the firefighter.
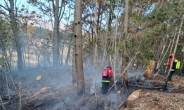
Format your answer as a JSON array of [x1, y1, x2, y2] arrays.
[[166, 54, 178, 81], [101, 66, 114, 94]]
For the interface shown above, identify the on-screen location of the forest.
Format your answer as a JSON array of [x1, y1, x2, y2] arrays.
[[0, 0, 184, 110]]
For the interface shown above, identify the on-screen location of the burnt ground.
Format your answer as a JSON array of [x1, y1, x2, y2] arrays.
[[1, 66, 184, 110], [120, 73, 184, 110]]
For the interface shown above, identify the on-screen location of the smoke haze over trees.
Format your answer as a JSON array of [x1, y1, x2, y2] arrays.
[[0, 0, 184, 109]]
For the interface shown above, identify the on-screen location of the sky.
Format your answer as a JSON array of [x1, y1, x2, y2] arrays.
[[0, 0, 67, 30], [0, 0, 156, 31], [0, 0, 36, 13]]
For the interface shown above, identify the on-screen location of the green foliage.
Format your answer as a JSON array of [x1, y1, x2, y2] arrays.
[[147, 1, 184, 32], [154, 24, 167, 35], [149, 7, 169, 22], [107, 45, 114, 54], [132, 16, 142, 22], [145, 32, 152, 38], [176, 45, 183, 54], [0, 17, 13, 47], [138, 44, 154, 65], [83, 41, 94, 54], [133, 31, 154, 65], [127, 39, 137, 53], [136, 1, 184, 66], [142, 45, 154, 58], [30, 26, 53, 40], [117, 42, 125, 50]]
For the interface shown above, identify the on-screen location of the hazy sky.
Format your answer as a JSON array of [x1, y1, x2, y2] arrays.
[[0, 0, 67, 30], [0, 0, 155, 31]]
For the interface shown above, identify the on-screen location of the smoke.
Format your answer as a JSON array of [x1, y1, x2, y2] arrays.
[[6, 62, 146, 110], [90, 76, 102, 94]]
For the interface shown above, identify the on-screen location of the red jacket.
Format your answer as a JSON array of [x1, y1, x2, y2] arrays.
[[167, 57, 177, 67], [106, 68, 114, 78]]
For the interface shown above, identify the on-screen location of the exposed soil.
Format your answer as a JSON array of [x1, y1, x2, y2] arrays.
[[120, 74, 184, 110], [1, 66, 184, 110]]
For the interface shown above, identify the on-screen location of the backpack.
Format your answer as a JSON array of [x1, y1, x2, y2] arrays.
[[175, 60, 181, 69], [173, 60, 181, 69], [102, 68, 109, 77]]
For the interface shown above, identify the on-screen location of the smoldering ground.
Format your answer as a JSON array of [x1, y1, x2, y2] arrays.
[[1, 64, 145, 110]]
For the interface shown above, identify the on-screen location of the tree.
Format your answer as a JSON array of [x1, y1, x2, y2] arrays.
[[0, 0, 23, 71], [29, 0, 66, 66], [0, 17, 13, 52], [74, 0, 85, 95], [122, 0, 129, 88], [52, 0, 62, 66]]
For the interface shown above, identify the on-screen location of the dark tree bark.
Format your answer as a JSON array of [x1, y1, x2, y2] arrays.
[[9, 0, 23, 71], [72, 36, 77, 84], [52, 0, 60, 66]]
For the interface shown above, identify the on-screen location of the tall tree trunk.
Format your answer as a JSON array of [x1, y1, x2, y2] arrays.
[[60, 41, 65, 65], [65, 41, 72, 65], [53, 0, 60, 66], [92, 0, 99, 96], [72, 37, 77, 83], [107, 3, 112, 33], [113, 12, 119, 91], [122, 0, 129, 88], [9, 0, 23, 71], [74, 0, 85, 95]]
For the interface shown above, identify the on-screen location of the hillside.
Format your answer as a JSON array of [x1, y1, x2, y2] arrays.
[[1, 66, 184, 110]]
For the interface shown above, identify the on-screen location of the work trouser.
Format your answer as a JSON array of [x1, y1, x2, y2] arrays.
[[168, 69, 175, 81], [102, 80, 110, 94]]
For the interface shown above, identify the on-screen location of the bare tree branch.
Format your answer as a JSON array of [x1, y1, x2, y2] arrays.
[[0, 4, 9, 11], [58, 0, 65, 22]]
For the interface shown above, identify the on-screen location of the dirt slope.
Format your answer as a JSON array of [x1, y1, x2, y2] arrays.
[[120, 75, 184, 110]]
